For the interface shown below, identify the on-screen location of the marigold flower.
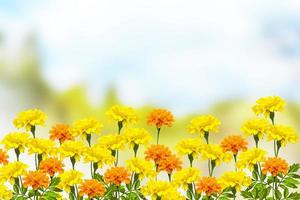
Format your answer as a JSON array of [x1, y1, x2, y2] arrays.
[[176, 138, 204, 159], [59, 141, 86, 161], [266, 125, 298, 146], [23, 170, 49, 190], [0, 161, 27, 183], [147, 108, 174, 128], [72, 118, 103, 137], [262, 157, 288, 176], [13, 109, 47, 131], [97, 134, 126, 151], [39, 157, 64, 177], [236, 148, 267, 170], [220, 135, 248, 155], [1, 132, 30, 152], [172, 167, 201, 189], [0, 149, 9, 165], [122, 128, 152, 148], [126, 158, 156, 180], [196, 176, 222, 196], [104, 166, 130, 185], [200, 144, 232, 166], [26, 138, 56, 157], [141, 180, 181, 200], [83, 145, 115, 168], [0, 185, 12, 200], [188, 115, 221, 137], [79, 179, 105, 198], [49, 124, 73, 143], [219, 171, 251, 191], [58, 170, 83, 192], [106, 105, 138, 125], [157, 154, 182, 174], [144, 144, 172, 164], [241, 118, 269, 139], [252, 96, 285, 118]]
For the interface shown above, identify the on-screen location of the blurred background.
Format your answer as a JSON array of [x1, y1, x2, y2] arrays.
[[0, 0, 299, 174]]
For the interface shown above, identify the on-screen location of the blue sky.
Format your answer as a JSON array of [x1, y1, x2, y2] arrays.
[[1, 0, 300, 114]]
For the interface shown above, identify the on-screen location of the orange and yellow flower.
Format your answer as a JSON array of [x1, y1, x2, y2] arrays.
[[196, 176, 222, 196], [220, 135, 248, 155], [262, 157, 288, 176], [147, 108, 175, 128], [79, 179, 105, 198], [49, 124, 73, 143], [0, 149, 9, 165], [23, 170, 49, 190], [39, 157, 64, 177], [157, 154, 182, 174], [104, 166, 131, 185], [144, 145, 172, 165]]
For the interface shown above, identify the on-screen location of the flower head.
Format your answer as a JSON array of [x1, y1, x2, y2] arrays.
[[122, 128, 152, 148], [72, 118, 103, 137], [200, 144, 232, 166], [58, 170, 83, 192], [173, 167, 201, 189], [252, 96, 285, 117], [49, 124, 73, 143], [97, 134, 126, 151], [83, 145, 115, 168], [26, 138, 56, 157], [104, 166, 131, 185], [241, 118, 269, 139], [236, 148, 267, 170], [1, 132, 30, 152], [266, 125, 298, 146], [196, 176, 222, 196], [126, 158, 156, 180], [13, 109, 47, 131], [219, 171, 251, 191], [106, 105, 138, 125], [141, 180, 181, 200], [23, 170, 49, 190], [220, 135, 248, 155], [0, 161, 27, 183], [0, 185, 12, 200], [157, 154, 182, 174], [262, 157, 288, 176], [39, 157, 64, 177], [0, 149, 9, 165], [188, 115, 221, 137], [176, 138, 204, 159], [147, 108, 174, 129], [59, 141, 86, 161], [79, 179, 105, 198], [144, 144, 172, 164]]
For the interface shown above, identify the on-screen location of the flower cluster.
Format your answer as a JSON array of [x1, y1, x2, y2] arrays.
[[0, 96, 299, 200]]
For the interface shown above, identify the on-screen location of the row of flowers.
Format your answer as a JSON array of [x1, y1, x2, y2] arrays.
[[0, 96, 299, 200]]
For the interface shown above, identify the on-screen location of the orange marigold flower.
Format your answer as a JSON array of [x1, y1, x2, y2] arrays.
[[147, 109, 175, 128], [104, 166, 130, 186], [39, 157, 64, 177], [79, 179, 106, 198], [262, 157, 288, 176], [49, 124, 73, 143], [196, 176, 222, 196], [144, 145, 172, 164], [0, 149, 9, 165], [23, 170, 49, 190], [220, 135, 248, 155], [158, 154, 182, 174]]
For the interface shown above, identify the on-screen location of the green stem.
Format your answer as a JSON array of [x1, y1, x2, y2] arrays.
[[31, 126, 36, 138], [70, 156, 76, 170], [188, 154, 194, 167], [15, 148, 20, 161], [204, 131, 209, 144], [115, 150, 119, 166], [156, 127, 161, 145], [168, 173, 172, 182]]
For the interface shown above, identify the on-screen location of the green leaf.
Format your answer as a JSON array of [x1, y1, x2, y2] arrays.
[[275, 190, 282, 200], [288, 192, 300, 199], [289, 164, 300, 173], [288, 173, 300, 179], [284, 187, 289, 198], [241, 190, 252, 198]]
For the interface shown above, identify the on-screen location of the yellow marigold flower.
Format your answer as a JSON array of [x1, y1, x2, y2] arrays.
[[97, 134, 126, 151], [219, 171, 251, 191], [106, 105, 138, 125], [172, 167, 201, 189], [27, 138, 56, 157], [262, 157, 289, 177], [104, 166, 131, 185], [0, 149, 9, 165], [252, 96, 285, 117], [188, 115, 221, 137], [200, 144, 232, 166], [59, 141, 86, 161], [126, 157, 156, 180], [72, 118, 103, 137], [236, 148, 267, 170], [196, 176, 222, 196], [161, 189, 185, 200], [58, 170, 83, 192], [79, 179, 105, 198], [266, 125, 298, 146], [141, 180, 177, 200], [176, 138, 204, 159], [220, 135, 248, 155], [83, 145, 115, 168], [122, 128, 152, 148], [0, 161, 27, 183], [13, 109, 47, 131], [39, 157, 64, 177], [49, 124, 73, 143], [0, 184, 12, 200], [23, 170, 49, 190], [1, 132, 30, 152], [147, 108, 175, 128], [241, 118, 269, 139]]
